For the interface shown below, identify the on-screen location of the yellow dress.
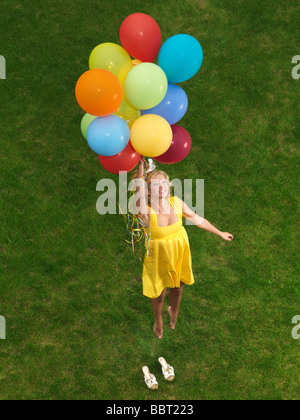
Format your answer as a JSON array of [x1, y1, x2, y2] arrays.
[[142, 195, 195, 299]]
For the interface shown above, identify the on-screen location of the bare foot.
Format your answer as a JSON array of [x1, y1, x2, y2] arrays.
[[168, 306, 177, 330], [153, 322, 163, 339]]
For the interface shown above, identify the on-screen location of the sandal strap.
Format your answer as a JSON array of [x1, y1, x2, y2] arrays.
[[162, 365, 175, 379], [145, 374, 158, 388]]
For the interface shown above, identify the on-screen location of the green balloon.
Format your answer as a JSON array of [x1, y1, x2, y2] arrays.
[[81, 113, 97, 139], [125, 63, 168, 110]]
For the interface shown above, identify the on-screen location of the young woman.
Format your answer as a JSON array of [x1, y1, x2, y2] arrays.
[[133, 157, 233, 339]]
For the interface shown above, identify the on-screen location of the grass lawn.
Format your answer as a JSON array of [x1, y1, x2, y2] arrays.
[[0, 0, 299, 400]]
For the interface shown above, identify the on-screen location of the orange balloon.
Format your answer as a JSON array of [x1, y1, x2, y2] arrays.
[[75, 69, 123, 117]]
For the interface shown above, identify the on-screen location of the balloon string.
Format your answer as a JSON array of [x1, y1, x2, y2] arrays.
[[115, 110, 132, 120], [117, 109, 142, 120], [118, 163, 155, 261], [118, 189, 151, 262]]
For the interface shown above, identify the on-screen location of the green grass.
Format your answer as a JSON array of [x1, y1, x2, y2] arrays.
[[0, 0, 299, 400]]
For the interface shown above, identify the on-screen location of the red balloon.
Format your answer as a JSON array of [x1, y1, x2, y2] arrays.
[[99, 141, 141, 174], [119, 13, 161, 63], [154, 125, 192, 164]]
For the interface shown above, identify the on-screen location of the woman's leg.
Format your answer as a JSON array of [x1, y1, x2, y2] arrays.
[[168, 282, 185, 329], [152, 288, 167, 339]]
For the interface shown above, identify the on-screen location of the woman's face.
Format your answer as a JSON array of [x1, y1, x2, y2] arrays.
[[148, 174, 170, 200]]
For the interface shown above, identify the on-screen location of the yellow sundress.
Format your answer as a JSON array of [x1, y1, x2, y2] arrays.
[[142, 195, 195, 299]]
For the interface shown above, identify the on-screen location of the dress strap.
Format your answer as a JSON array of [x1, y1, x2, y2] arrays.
[[170, 196, 183, 218]]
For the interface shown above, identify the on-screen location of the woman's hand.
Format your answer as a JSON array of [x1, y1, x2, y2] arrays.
[[138, 156, 146, 168], [220, 232, 234, 241], [137, 156, 146, 178]]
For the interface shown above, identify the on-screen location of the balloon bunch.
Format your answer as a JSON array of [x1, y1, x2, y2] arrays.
[[75, 13, 204, 173]]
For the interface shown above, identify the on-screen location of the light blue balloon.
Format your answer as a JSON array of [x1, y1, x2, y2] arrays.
[[142, 84, 188, 125], [158, 34, 203, 83], [87, 115, 130, 156]]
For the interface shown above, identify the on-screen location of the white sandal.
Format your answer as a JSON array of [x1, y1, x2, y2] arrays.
[[142, 366, 158, 390], [158, 357, 175, 382]]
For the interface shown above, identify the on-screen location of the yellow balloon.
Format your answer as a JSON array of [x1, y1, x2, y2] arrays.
[[130, 115, 173, 157], [89, 43, 132, 85], [114, 98, 140, 127], [118, 61, 133, 86], [117, 60, 142, 90]]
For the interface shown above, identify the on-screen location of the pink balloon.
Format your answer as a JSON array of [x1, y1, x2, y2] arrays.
[[99, 141, 141, 174], [154, 125, 192, 164]]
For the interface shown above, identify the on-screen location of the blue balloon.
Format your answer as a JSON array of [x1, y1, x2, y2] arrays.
[[87, 115, 130, 156], [158, 34, 203, 83], [142, 84, 188, 125]]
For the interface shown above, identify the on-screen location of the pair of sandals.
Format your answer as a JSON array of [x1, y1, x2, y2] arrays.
[[142, 357, 175, 390]]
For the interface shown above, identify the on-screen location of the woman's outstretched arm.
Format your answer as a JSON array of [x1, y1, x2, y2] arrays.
[[177, 197, 234, 242]]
